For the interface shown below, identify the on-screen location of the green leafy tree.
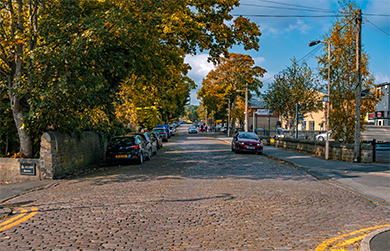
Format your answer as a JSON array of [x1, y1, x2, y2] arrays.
[[1, 0, 261, 157], [264, 59, 322, 133], [184, 105, 198, 122], [198, 53, 266, 135], [317, 0, 379, 143]]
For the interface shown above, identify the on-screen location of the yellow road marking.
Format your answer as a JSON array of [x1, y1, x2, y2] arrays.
[[316, 224, 390, 250], [337, 235, 365, 246], [0, 207, 39, 232], [0, 208, 28, 227]]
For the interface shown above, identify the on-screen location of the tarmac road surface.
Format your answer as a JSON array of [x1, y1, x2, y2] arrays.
[[0, 125, 389, 250]]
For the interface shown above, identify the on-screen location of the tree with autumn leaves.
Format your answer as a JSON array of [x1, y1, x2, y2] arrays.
[[265, 1, 380, 142], [0, 0, 261, 157], [317, 0, 380, 143], [197, 53, 266, 136]]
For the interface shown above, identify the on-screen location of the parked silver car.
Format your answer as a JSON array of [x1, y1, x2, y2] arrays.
[[188, 126, 198, 134], [315, 130, 333, 141]]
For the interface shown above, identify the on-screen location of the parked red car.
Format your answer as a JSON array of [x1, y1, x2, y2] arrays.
[[231, 132, 263, 154]]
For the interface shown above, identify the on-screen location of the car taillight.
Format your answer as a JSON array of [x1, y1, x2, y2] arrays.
[[131, 145, 139, 150]]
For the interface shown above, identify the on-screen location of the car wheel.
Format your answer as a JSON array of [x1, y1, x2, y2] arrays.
[[138, 153, 144, 164], [147, 149, 152, 160], [318, 136, 324, 141]]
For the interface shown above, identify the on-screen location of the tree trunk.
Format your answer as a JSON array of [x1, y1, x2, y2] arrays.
[[10, 94, 33, 158], [4, 0, 35, 158]]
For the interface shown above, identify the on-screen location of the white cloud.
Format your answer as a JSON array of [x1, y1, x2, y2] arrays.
[[374, 72, 390, 84], [190, 90, 200, 106], [184, 54, 216, 86], [184, 54, 216, 105], [286, 19, 313, 34], [364, 0, 390, 30], [253, 56, 266, 66], [235, 0, 334, 37]]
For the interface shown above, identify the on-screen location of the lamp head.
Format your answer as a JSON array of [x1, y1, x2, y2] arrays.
[[308, 40, 321, 47]]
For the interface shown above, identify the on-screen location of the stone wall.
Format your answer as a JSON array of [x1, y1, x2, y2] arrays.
[[274, 138, 373, 163], [0, 158, 41, 183], [39, 131, 105, 179]]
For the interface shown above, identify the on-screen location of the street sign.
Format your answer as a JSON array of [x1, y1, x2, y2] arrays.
[[256, 109, 271, 115], [20, 162, 36, 175]]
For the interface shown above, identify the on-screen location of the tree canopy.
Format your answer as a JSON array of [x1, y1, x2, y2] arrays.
[[316, 0, 379, 143], [264, 59, 322, 132], [197, 53, 266, 134], [0, 0, 261, 157]]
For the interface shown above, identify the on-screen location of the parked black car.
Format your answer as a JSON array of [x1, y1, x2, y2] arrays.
[[106, 135, 148, 165]]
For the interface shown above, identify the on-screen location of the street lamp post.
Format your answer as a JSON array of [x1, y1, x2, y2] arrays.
[[309, 40, 331, 160], [253, 109, 256, 133], [237, 83, 249, 132], [268, 109, 273, 138], [223, 98, 231, 137]]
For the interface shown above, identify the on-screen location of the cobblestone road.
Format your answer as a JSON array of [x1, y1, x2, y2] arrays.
[[1, 127, 389, 250]]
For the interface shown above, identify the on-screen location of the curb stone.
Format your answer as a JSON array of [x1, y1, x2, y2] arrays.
[[359, 227, 390, 251]]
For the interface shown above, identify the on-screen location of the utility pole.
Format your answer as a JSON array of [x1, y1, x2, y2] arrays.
[[253, 109, 256, 133], [295, 103, 299, 139], [245, 83, 248, 132], [354, 9, 362, 162], [227, 101, 231, 137]]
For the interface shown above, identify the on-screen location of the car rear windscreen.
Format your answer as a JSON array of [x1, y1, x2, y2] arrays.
[[110, 137, 136, 146]]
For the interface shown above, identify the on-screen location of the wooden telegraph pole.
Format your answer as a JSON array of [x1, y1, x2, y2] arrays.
[[354, 9, 362, 162]]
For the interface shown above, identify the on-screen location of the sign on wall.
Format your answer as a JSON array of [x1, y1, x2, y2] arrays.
[[20, 163, 36, 175], [256, 109, 272, 115]]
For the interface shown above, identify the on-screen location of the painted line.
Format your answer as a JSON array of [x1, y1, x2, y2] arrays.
[[316, 224, 390, 250], [0, 208, 28, 227], [0, 207, 39, 232]]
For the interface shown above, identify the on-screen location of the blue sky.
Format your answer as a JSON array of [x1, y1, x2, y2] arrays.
[[185, 0, 390, 105]]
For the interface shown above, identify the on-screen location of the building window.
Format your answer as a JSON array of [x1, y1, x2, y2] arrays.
[[301, 121, 306, 130], [309, 121, 315, 131]]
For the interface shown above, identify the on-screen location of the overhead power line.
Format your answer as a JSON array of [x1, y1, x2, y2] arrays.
[[297, 45, 322, 63], [241, 3, 334, 14], [364, 17, 390, 37], [254, 0, 333, 13], [233, 14, 341, 18]]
